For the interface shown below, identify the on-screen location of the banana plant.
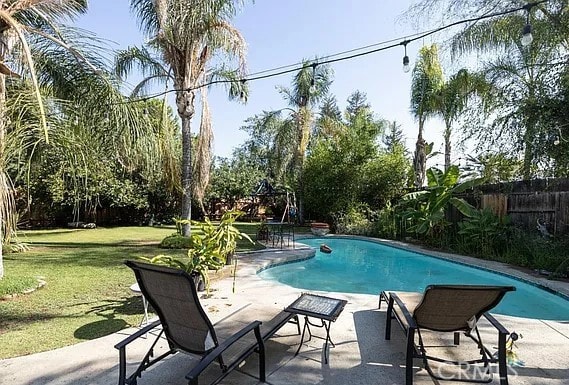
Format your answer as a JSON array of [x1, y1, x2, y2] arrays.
[[397, 165, 483, 237]]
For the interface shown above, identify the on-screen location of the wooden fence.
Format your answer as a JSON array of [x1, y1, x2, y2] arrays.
[[477, 178, 569, 236]]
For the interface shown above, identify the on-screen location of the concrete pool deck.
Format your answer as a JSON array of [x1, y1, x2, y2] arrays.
[[0, 238, 568, 385]]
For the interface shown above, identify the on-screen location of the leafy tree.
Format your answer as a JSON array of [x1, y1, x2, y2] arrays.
[[303, 103, 408, 221], [206, 156, 263, 211], [236, 110, 297, 184], [121, 0, 248, 235], [466, 153, 522, 183]]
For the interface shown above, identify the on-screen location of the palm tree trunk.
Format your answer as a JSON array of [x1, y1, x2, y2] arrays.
[[522, 112, 536, 180], [413, 119, 426, 187], [0, 72, 5, 279], [295, 107, 311, 224], [444, 125, 451, 172], [181, 115, 192, 235], [177, 87, 196, 236]]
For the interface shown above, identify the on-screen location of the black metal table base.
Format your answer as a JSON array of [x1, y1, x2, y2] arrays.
[[295, 315, 336, 364]]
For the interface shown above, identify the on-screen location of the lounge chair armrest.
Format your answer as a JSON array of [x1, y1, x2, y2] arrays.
[[185, 320, 263, 382], [482, 312, 509, 335], [114, 319, 162, 350], [390, 292, 418, 330]]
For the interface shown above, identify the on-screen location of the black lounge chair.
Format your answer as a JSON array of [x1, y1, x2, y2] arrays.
[[380, 285, 515, 385], [115, 261, 274, 385]]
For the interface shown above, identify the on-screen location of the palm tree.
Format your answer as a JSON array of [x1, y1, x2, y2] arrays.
[[407, 0, 568, 179], [0, 0, 92, 279], [450, 11, 562, 179], [433, 69, 493, 171], [276, 61, 332, 222], [410, 44, 444, 187], [122, 0, 248, 235]]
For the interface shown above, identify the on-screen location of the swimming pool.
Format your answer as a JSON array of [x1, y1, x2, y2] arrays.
[[258, 237, 569, 321]]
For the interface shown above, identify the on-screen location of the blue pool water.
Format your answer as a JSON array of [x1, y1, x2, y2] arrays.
[[258, 238, 569, 320]]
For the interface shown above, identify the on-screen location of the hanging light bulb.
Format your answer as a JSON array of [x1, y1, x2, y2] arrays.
[[401, 40, 411, 73], [520, 6, 533, 47], [521, 24, 533, 47], [403, 55, 410, 73], [309, 63, 317, 94]]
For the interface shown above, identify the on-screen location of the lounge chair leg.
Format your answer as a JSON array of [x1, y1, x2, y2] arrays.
[[385, 296, 394, 340], [498, 332, 508, 385], [118, 347, 127, 385], [254, 327, 266, 382], [406, 328, 415, 385]]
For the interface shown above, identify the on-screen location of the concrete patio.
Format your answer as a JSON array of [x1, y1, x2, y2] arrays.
[[0, 240, 568, 385]]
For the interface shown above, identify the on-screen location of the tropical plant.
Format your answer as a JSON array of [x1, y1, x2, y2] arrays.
[[121, 0, 249, 234], [396, 165, 483, 237], [140, 251, 222, 293], [214, 210, 252, 264]]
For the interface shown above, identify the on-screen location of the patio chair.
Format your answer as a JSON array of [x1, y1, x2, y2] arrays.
[[381, 285, 515, 385], [115, 260, 268, 385]]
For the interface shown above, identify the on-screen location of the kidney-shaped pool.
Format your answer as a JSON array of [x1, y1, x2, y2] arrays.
[[258, 237, 569, 320]]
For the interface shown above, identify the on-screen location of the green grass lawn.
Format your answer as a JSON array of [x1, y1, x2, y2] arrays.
[[0, 223, 265, 359]]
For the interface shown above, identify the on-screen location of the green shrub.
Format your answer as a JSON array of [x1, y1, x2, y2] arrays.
[[499, 228, 569, 274], [333, 204, 376, 236], [457, 209, 509, 257], [373, 203, 398, 239], [0, 276, 39, 297], [160, 234, 192, 249]]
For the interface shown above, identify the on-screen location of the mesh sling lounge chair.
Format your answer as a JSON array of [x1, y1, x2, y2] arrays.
[[115, 260, 268, 385], [381, 285, 515, 385]]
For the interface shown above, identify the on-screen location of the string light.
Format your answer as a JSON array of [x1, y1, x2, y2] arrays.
[[521, 4, 534, 47], [116, 0, 549, 105], [401, 40, 410, 73], [309, 63, 317, 94]]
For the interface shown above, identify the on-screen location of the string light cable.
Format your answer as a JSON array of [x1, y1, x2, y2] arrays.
[[123, 0, 550, 104]]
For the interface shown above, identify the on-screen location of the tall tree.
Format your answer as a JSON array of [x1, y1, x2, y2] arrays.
[[410, 44, 444, 187], [314, 94, 343, 140], [124, 0, 248, 234], [383, 121, 406, 153]]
